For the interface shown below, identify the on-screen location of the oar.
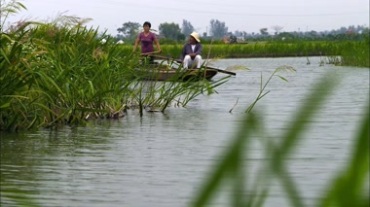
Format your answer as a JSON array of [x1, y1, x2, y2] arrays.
[[151, 55, 236, 76], [150, 54, 173, 61], [203, 65, 236, 76], [141, 51, 161, 56], [139, 51, 162, 64]]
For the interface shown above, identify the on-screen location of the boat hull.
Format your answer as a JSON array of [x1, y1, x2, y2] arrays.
[[135, 65, 218, 81]]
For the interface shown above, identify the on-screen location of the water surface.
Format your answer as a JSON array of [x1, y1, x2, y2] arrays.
[[1, 57, 369, 207]]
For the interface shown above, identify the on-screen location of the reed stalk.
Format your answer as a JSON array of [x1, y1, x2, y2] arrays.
[[1, 11, 229, 131]]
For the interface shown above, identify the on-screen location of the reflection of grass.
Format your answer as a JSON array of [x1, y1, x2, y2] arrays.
[[0, 191, 39, 207], [191, 73, 369, 206]]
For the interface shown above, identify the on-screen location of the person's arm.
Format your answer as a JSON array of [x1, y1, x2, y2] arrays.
[[180, 44, 188, 61], [194, 44, 202, 56], [132, 36, 140, 53], [154, 38, 161, 53]]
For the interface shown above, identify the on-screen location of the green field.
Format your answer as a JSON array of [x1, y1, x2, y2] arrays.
[[118, 39, 370, 67]]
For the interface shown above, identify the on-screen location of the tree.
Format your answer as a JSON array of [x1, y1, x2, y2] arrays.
[[209, 19, 228, 39], [158, 22, 184, 41], [181, 19, 194, 36], [117, 21, 140, 40], [260, 28, 268, 35], [277, 32, 295, 40], [271, 25, 283, 35]]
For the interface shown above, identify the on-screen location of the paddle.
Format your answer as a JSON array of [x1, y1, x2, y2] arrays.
[[151, 55, 236, 76], [141, 51, 161, 56], [203, 65, 237, 76]]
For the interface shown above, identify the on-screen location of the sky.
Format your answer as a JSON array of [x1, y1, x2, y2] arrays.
[[3, 0, 369, 35]]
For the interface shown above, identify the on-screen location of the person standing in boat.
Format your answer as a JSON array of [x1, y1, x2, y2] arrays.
[[181, 32, 202, 69], [133, 21, 161, 63]]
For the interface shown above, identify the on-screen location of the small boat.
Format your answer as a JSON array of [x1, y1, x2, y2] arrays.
[[135, 65, 219, 81], [135, 55, 236, 81]]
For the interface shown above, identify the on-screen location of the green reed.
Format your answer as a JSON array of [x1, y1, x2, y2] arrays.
[[245, 65, 296, 113], [141, 39, 369, 67], [190, 71, 369, 207], [339, 37, 370, 67], [0, 24, 226, 131], [1, 5, 229, 131], [145, 41, 340, 58], [129, 64, 230, 114]]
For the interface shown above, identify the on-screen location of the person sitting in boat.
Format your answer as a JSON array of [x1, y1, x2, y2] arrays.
[[181, 32, 202, 69], [133, 21, 161, 63]]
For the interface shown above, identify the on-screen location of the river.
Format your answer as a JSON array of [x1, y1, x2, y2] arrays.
[[1, 57, 369, 207]]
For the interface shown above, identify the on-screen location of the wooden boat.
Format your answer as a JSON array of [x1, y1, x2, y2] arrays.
[[135, 65, 219, 81], [137, 55, 236, 81], [145, 69, 218, 81]]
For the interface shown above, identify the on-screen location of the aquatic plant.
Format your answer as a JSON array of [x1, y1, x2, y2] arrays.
[[190, 73, 369, 207], [245, 65, 296, 113], [0, 2, 231, 131]]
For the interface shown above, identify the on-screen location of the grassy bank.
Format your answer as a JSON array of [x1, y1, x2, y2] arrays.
[[116, 39, 369, 67], [0, 20, 229, 132]]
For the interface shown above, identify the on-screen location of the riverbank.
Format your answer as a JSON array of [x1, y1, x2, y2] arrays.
[[121, 39, 370, 67]]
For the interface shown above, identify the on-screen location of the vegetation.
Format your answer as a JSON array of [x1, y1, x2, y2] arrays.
[[1, 0, 368, 132], [1, 1, 369, 207], [115, 18, 368, 42], [209, 19, 229, 38], [181, 20, 195, 38], [191, 73, 369, 207], [113, 18, 369, 67], [0, 1, 230, 132], [158, 22, 185, 41], [114, 39, 369, 67]]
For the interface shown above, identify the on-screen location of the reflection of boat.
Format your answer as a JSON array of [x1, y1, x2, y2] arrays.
[[136, 65, 219, 81]]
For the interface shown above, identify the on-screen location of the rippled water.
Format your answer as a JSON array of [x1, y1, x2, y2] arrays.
[[1, 57, 369, 207]]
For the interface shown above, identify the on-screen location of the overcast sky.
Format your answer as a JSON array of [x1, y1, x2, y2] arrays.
[[5, 0, 369, 35]]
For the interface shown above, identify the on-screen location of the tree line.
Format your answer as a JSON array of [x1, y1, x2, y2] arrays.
[[114, 19, 368, 44], [115, 19, 228, 43]]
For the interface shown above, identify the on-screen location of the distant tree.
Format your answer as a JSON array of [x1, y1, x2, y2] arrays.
[[114, 34, 125, 41], [307, 30, 319, 37], [209, 19, 228, 38], [277, 32, 295, 40], [260, 28, 268, 35], [181, 20, 194, 36], [271, 25, 284, 35], [229, 35, 237, 43], [117, 21, 140, 40], [159, 22, 184, 41], [234, 30, 247, 38]]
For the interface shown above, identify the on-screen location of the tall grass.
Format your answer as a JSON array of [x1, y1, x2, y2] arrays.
[[136, 39, 369, 67], [339, 36, 370, 67], [0, 3, 230, 131]]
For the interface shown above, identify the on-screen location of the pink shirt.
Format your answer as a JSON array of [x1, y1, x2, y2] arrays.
[[138, 32, 157, 53]]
